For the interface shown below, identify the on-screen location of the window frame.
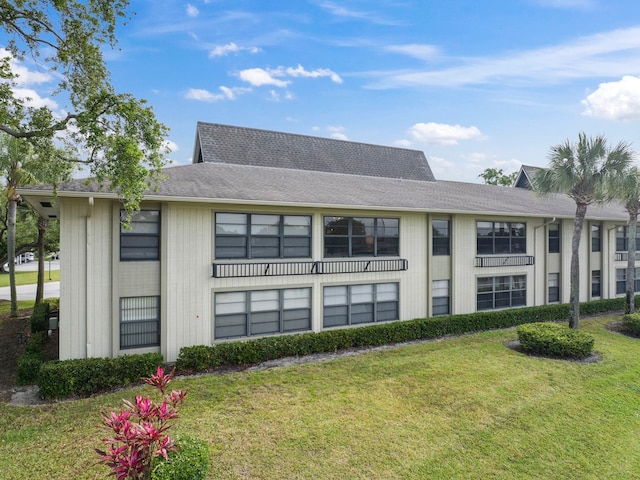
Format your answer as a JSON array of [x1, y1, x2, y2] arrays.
[[119, 296, 160, 349], [215, 213, 312, 260], [432, 220, 450, 256], [616, 268, 640, 295], [323, 283, 399, 328], [476, 221, 527, 255], [323, 216, 400, 258], [548, 272, 560, 303], [548, 223, 560, 254], [120, 210, 160, 261], [591, 224, 601, 253], [591, 270, 601, 297], [214, 287, 312, 339], [432, 279, 450, 316], [476, 275, 527, 311], [616, 226, 640, 253]]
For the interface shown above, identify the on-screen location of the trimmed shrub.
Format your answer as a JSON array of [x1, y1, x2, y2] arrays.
[[621, 313, 640, 337], [151, 436, 210, 480], [517, 322, 595, 359], [17, 352, 45, 385], [37, 352, 164, 399], [30, 302, 50, 334]]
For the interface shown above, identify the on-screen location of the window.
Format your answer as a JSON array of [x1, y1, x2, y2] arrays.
[[476, 221, 526, 255], [476, 275, 526, 311], [120, 296, 160, 349], [120, 210, 160, 261], [591, 270, 601, 297], [432, 220, 450, 256], [616, 268, 640, 295], [591, 224, 601, 252], [616, 226, 640, 252], [548, 273, 560, 303], [323, 283, 399, 327], [215, 288, 312, 339], [215, 213, 311, 259], [324, 217, 399, 257], [432, 280, 450, 316], [548, 224, 560, 254]]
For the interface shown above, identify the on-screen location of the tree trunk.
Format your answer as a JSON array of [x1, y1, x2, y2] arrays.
[[627, 213, 638, 314], [7, 196, 18, 317], [34, 215, 48, 306], [570, 202, 588, 329]]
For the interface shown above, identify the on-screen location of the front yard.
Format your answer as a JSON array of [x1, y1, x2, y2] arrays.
[[1, 316, 639, 479]]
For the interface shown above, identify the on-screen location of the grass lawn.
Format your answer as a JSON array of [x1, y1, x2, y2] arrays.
[[2, 316, 640, 479], [0, 269, 60, 287]]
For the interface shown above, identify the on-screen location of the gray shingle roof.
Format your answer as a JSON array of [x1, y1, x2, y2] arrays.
[[195, 122, 436, 182], [514, 165, 544, 189], [23, 162, 626, 221]]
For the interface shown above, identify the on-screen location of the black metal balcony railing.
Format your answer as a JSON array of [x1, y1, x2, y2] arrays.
[[212, 259, 408, 278], [475, 256, 535, 268], [615, 252, 640, 262]]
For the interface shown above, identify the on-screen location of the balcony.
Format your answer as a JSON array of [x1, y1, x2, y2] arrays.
[[212, 258, 408, 278], [475, 256, 535, 268]]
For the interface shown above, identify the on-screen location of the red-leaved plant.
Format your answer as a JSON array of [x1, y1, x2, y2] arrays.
[[95, 366, 187, 480]]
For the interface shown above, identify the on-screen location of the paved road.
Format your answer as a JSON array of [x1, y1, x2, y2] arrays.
[[0, 259, 60, 301]]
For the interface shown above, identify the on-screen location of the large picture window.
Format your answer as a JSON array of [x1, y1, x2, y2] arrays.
[[324, 216, 399, 257], [432, 220, 450, 256], [120, 296, 160, 349], [323, 283, 399, 327], [477, 275, 526, 310], [120, 210, 160, 261], [215, 213, 311, 259], [616, 226, 640, 252], [476, 221, 526, 255], [215, 288, 311, 339], [616, 268, 640, 295]]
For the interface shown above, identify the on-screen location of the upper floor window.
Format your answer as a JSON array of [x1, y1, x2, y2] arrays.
[[548, 223, 560, 254], [215, 213, 311, 259], [476, 221, 526, 255], [120, 210, 160, 261], [616, 226, 640, 252], [591, 224, 601, 252], [432, 220, 450, 256], [324, 216, 399, 257]]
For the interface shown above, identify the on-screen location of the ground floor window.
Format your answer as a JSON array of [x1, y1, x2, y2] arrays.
[[548, 273, 560, 303], [477, 275, 526, 311], [120, 296, 160, 349], [591, 270, 601, 297], [215, 288, 311, 339], [432, 279, 450, 316], [323, 283, 399, 328], [616, 268, 640, 295]]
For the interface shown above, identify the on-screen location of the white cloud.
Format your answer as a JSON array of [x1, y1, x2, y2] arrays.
[[581, 76, 640, 121], [327, 125, 348, 140], [12, 88, 58, 110], [238, 68, 290, 87], [384, 44, 440, 60], [408, 122, 484, 146], [184, 86, 251, 102], [393, 138, 413, 148], [284, 65, 342, 83], [0, 48, 51, 85], [186, 4, 199, 17], [163, 140, 179, 152], [533, 0, 594, 8], [209, 42, 260, 58], [318, 1, 404, 26], [369, 26, 640, 89], [330, 132, 348, 140]]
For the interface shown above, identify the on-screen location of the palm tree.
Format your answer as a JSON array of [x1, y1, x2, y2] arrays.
[[533, 133, 633, 328], [611, 166, 640, 314]]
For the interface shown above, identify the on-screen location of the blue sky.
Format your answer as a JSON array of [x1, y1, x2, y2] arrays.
[[8, 0, 640, 183]]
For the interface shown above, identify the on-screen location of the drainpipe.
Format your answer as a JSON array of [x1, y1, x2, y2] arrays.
[[86, 197, 94, 358]]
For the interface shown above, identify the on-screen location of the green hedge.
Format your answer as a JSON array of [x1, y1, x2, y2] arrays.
[[16, 331, 47, 385], [30, 302, 50, 334], [621, 313, 640, 337], [177, 298, 626, 373], [37, 352, 164, 399], [151, 436, 210, 480], [517, 322, 595, 359]]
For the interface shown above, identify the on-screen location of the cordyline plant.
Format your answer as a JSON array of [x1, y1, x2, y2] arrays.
[[95, 367, 187, 480]]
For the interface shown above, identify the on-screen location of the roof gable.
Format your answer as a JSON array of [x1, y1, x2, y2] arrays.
[[194, 122, 436, 182]]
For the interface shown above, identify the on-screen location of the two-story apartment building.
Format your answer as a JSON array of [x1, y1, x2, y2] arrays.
[[19, 122, 633, 362]]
